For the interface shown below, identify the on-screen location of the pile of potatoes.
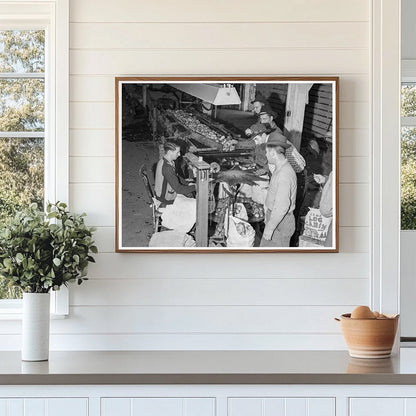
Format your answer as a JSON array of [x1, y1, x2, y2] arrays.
[[170, 110, 236, 151], [350, 305, 390, 319]]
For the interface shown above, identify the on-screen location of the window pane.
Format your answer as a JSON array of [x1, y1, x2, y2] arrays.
[[0, 137, 44, 218], [402, 83, 416, 117], [401, 127, 416, 230], [0, 137, 44, 300], [0, 78, 44, 132], [0, 30, 45, 73], [0, 30, 45, 301]]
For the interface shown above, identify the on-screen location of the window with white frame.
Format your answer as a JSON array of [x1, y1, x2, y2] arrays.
[[401, 63, 416, 230], [0, 0, 69, 313], [0, 29, 45, 300]]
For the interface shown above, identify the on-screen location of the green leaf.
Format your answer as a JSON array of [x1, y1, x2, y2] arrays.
[[53, 258, 61, 267]]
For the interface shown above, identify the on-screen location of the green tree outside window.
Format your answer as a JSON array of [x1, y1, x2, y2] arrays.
[[0, 30, 45, 299]]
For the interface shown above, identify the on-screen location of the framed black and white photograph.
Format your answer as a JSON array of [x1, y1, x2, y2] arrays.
[[115, 77, 338, 252]]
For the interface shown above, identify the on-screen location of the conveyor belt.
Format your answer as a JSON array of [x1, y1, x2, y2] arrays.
[[194, 149, 253, 158]]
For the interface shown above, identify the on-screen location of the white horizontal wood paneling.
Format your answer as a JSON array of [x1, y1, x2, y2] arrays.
[[69, 0, 369, 23], [70, 49, 368, 76], [47, 306, 351, 334], [91, 226, 368, 254], [69, 75, 369, 103], [58, 0, 373, 351], [69, 157, 114, 183], [339, 102, 368, 129], [69, 183, 114, 226], [339, 227, 368, 253], [339, 157, 368, 183], [70, 76, 114, 102], [70, 102, 113, 129], [0, 333, 347, 350], [339, 184, 369, 227], [339, 129, 369, 157], [69, 130, 114, 157], [91, 227, 115, 253], [70, 278, 368, 306], [85, 253, 369, 279], [70, 22, 368, 49]]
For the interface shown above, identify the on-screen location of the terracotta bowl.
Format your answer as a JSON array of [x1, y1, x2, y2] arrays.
[[337, 313, 399, 359]]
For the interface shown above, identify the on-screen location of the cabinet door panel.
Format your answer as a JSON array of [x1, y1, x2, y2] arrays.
[[47, 398, 88, 416], [309, 398, 336, 416], [102, 397, 215, 416], [101, 398, 131, 416], [229, 398, 335, 416], [350, 398, 404, 416], [264, 398, 285, 416], [185, 398, 215, 416], [132, 398, 183, 416], [405, 398, 416, 415], [0, 400, 6, 416], [5, 399, 23, 416], [228, 398, 262, 416], [24, 399, 45, 416], [0, 398, 87, 416], [285, 398, 307, 416]]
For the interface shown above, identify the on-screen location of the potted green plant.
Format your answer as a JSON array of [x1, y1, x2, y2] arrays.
[[0, 202, 97, 361]]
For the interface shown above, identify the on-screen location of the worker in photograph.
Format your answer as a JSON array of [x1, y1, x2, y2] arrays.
[[245, 104, 281, 138], [252, 126, 305, 175], [155, 141, 195, 206], [154, 140, 196, 232], [260, 132, 297, 247]]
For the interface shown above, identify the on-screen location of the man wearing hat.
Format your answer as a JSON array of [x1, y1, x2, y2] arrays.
[[260, 131, 297, 247], [252, 126, 305, 175], [245, 103, 281, 137]]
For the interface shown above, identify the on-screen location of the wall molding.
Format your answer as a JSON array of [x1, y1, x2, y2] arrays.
[[371, 0, 401, 315]]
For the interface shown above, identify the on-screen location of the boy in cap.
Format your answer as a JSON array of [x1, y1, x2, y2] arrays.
[[260, 132, 297, 247]]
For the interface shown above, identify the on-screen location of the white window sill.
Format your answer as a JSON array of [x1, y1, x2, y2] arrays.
[[0, 286, 69, 318], [0, 312, 68, 320]]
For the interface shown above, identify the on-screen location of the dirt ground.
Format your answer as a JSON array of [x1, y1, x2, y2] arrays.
[[121, 140, 159, 248]]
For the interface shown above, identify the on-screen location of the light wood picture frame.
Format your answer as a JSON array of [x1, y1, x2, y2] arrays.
[[115, 77, 339, 253]]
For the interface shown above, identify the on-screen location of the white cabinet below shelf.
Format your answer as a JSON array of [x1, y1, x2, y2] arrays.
[[228, 397, 335, 416], [101, 397, 215, 416], [0, 398, 88, 416], [350, 398, 416, 416]]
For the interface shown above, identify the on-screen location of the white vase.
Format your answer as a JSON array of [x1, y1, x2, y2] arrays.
[[22, 292, 50, 361]]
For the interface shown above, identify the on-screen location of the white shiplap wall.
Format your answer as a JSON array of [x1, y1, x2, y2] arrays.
[[53, 0, 371, 350]]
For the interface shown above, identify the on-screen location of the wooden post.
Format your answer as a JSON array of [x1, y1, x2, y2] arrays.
[[242, 84, 253, 112], [284, 83, 313, 150], [152, 107, 157, 141], [184, 153, 210, 247], [142, 84, 147, 108]]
